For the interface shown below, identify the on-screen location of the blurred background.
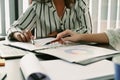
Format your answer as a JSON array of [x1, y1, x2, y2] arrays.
[[0, 0, 120, 36]]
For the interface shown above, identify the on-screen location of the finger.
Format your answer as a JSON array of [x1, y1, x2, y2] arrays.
[[16, 33, 25, 42], [27, 30, 33, 37], [58, 40, 64, 44], [23, 30, 33, 42], [63, 37, 72, 41], [24, 31, 32, 42], [23, 33, 30, 42], [26, 30, 34, 40], [58, 38, 65, 44], [57, 30, 71, 39], [20, 33, 28, 42]]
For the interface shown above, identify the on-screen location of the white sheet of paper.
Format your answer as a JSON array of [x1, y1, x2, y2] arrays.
[[40, 59, 114, 80], [20, 53, 114, 80], [37, 45, 118, 63], [20, 53, 47, 80], [5, 38, 63, 51]]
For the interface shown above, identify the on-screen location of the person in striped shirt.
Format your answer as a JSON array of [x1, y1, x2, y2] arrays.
[[7, 0, 92, 42]]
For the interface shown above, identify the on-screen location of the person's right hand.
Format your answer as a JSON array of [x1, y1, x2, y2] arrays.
[[13, 30, 33, 42], [56, 29, 81, 43]]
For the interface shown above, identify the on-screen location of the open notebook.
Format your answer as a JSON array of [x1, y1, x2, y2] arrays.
[[20, 53, 114, 80]]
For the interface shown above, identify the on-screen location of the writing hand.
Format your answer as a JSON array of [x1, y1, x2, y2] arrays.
[[13, 30, 33, 42]]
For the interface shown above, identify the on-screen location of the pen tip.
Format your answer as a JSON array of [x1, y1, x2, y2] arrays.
[[45, 42, 51, 45]]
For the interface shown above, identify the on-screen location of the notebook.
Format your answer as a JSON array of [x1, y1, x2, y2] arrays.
[[20, 53, 114, 80]]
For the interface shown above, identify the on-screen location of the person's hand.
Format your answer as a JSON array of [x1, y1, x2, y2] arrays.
[[56, 29, 81, 43], [48, 31, 58, 37], [13, 30, 33, 42]]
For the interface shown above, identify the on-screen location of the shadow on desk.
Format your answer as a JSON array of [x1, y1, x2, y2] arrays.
[[37, 54, 59, 60]]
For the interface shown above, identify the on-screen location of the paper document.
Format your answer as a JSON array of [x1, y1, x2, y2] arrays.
[[20, 53, 114, 80], [4, 38, 65, 51], [37, 45, 120, 65], [0, 44, 28, 58]]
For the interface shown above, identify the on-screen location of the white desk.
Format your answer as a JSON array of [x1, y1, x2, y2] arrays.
[[5, 59, 24, 80], [0, 41, 115, 80], [3, 58, 114, 80]]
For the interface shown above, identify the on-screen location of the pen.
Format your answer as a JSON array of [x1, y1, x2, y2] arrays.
[[44, 38, 62, 45], [31, 38, 35, 45], [30, 35, 35, 45], [44, 41, 51, 45], [1, 74, 7, 80]]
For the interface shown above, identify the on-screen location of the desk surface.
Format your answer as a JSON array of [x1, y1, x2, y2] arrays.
[[0, 42, 115, 80], [5, 58, 114, 80], [5, 59, 23, 80]]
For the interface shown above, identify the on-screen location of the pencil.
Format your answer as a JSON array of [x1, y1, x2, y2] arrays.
[[31, 38, 35, 45], [44, 39, 61, 45], [30, 35, 35, 45], [44, 42, 51, 45]]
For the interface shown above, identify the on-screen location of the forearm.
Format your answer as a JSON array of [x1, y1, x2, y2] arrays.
[[7, 4, 37, 40], [78, 33, 109, 44]]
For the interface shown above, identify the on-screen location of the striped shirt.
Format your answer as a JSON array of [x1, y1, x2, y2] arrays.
[[7, 0, 92, 39]]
